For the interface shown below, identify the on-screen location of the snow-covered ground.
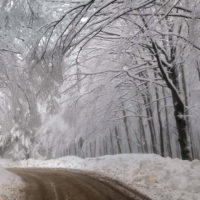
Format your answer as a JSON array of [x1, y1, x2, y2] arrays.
[[0, 154, 200, 200], [0, 166, 24, 200]]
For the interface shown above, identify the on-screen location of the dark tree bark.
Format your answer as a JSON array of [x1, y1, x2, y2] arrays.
[[152, 42, 192, 160], [162, 87, 173, 157], [154, 71, 164, 156], [181, 65, 194, 158]]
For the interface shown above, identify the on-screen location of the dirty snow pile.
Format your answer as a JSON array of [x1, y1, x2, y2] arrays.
[[0, 166, 24, 200], [1, 154, 200, 200]]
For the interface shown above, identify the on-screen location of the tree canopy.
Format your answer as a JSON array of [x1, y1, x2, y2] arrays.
[[0, 0, 200, 160]]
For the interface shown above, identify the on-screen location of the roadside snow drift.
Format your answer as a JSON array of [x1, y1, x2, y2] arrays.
[[0, 166, 24, 200], [0, 154, 200, 200]]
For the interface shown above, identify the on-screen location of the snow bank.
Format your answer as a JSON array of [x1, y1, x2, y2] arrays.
[[11, 156, 84, 168], [83, 154, 200, 200], [1, 154, 200, 200], [0, 166, 24, 200]]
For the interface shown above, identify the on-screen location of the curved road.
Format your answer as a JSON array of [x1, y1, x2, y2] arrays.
[[9, 169, 151, 200]]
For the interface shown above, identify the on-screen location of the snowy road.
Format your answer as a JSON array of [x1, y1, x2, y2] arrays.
[[8, 168, 151, 200]]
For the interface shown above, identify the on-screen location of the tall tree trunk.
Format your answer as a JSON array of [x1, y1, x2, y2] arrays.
[[142, 93, 158, 154], [172, 91, 191, 160], [196, 65, 200, 81], [139, 10, 194, 160], [162, 87, 173, 157], [114, 127, 122, 154], [109, 129, 114, 155], [198, 134, 200, 159], [139, 116, 148, 153], [181, 65, 194, 158], [151, 41, 192, 160], [93, 139, 96, 157], [89, 142, 92, 157], [103, 136, 108, 155], [170, 62, 192, 160], [137, 101, 148, 153], [138, 72, 157, 154], [154, 72, 164, 156], [140, 14, 192, 160], [122, 108, 132, 153]]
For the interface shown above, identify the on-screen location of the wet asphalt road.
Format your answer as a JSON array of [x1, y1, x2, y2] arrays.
[[9, 168, 151, 200]]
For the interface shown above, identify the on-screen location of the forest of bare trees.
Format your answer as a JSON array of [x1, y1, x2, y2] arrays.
[[0, 0, 200, 161]]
